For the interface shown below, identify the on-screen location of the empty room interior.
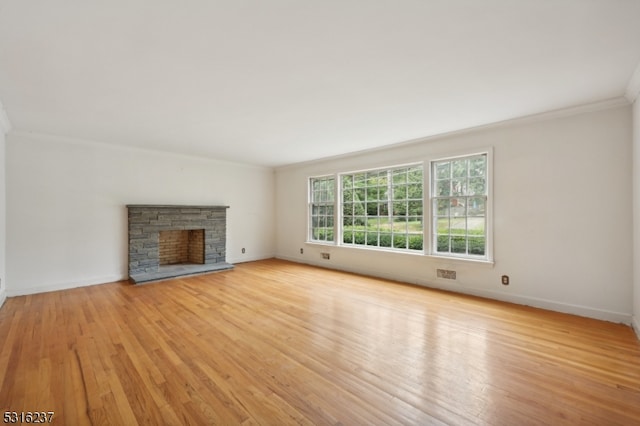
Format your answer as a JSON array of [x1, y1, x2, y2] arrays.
[[2, 1, 640, 424]]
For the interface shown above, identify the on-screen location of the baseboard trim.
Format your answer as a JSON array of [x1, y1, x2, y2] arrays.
[[6, 274, 127, 297], [276, 255, 632, 325], [0, 288, 6, 310], [633, 316, 640, 340], [417, 278, 631, 325], [4, 257, 266, 296], [227, 254, 274, 265]]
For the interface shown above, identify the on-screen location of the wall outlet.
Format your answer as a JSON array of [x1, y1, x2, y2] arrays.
[[241, 248, 246, 254], [437, 269, 456, 280], [501, 275, 510, 285], [300, 248, 304, 254], [321, 252, 330, 260]]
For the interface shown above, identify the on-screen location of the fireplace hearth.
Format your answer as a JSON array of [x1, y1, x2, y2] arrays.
[[127, 205, 233, 283]]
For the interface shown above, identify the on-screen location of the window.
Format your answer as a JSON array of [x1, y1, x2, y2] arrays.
[[341, 165, 423, 251], [431, 153, 488, 259], [307, 151, 491, 262], [309, 176, 335, 242]]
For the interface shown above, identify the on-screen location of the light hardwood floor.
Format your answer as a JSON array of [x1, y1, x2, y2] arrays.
[[1, 259, 640, 425]]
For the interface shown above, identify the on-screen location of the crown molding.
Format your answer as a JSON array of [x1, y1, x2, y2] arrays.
[[9, 129, 274, 171], [625, 61, 640, 103], [0, 100, 11, 134], [277, 97, 630, 171]]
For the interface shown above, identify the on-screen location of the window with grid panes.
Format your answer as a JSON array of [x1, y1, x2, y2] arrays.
[[341, 165, 423, 251], [431, 153, 487, 258], [309, 176, 335, 242]]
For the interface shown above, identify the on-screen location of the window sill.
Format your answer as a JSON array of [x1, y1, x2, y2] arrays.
[[306, 241, 423, 255], [425, 254, 495, 268], [305, 241, 337, 247], [305, 242, 495, 267]]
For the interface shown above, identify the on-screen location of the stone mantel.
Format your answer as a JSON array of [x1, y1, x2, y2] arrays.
[[126, 204, 230, 209]]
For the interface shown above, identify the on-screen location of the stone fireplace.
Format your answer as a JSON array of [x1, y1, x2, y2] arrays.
[[127, 205, 233, 283]]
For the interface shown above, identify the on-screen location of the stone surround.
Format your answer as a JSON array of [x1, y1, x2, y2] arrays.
[[127, 205, 233, 283]]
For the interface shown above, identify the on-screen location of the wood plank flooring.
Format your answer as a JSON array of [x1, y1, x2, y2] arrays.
[[1, 258, 640, 425]]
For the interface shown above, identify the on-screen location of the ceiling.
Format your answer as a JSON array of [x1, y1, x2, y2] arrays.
[[1, 1, 640, 168]]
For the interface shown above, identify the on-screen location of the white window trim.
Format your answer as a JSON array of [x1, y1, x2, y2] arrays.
[[307, 175, 337, 244], [305, 148, 494, 266], [338, 162, 425, 253], [425, 147, 494, 263]]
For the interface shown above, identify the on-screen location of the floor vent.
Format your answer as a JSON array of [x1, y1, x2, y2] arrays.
[[437, 269, 456, 280]]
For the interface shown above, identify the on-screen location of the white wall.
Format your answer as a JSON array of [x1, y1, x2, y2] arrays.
[[6, 132, 275, 296], [0, 119, 7, 308], [276, 104, 633, 323], [633, 99, 640, 334]]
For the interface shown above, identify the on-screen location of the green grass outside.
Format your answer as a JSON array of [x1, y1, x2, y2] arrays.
[[314, 217, 486, 255]]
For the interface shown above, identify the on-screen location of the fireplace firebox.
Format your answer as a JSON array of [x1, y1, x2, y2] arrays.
[[159, 229, 205, 265]]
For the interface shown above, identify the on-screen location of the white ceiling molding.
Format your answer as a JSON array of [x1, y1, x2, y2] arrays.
[[626, 61, 640, 103], [277, 97, 630, 171], [0, 100, 11, 134]]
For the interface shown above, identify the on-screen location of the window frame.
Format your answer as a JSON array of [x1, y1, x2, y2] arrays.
[[339, 163, 424, 253], [308, 175, 336, 244], [305, 148, 493, 264], [426, 149, 493, 263]]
